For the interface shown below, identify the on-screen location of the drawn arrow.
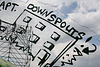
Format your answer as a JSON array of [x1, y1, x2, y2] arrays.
[[82, 44, 97, 55]]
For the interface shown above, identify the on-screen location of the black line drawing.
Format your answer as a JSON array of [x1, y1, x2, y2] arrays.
[[35, 22, 46, 31], [43, 41, 55, 51], [0, 3, 97, 67], [82, 36, 97, 55], [37, 49, 51, 67], [29, 33, 40, 44], [25, 8, 86, 40], [44, 40, 78, 67], [0, 19, 33, 67], [82, 44, 97, 55], [60, 36, 97, 66], [61, 47, 83, 66], [23, 16, 32, 23], [51, 31, 61, 41]]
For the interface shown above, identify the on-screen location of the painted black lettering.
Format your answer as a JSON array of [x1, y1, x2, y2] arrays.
[[27, 4, 37, 12], [37, 7, 46, 15], [27, 4, 34, 10], [66, 25, 73, 32], [11, 3, 19, 11], [70, 28, 78, 37], [47, 14, 56, 22], [77, 32, 86, 39], [42, 10, 53, 17], [5, 2, 11, 10], [0, 1, 5, 10], [60, 21, 66, 28], [54, 17, 62, 24]]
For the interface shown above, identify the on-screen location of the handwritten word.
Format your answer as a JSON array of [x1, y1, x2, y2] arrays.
[[0, 1, 19, 12], [27, 4, 53, 17], [27, 4, 85, 40]]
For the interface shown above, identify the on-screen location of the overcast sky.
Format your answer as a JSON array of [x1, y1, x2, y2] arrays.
[[0, 0, 100, 67]]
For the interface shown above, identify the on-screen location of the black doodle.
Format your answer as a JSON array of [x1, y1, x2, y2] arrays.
[[16, 26, 27, 34], [60, 36, 97, 66], [44, 40, 78, 67], [23, 16, 32, 23], [82, 44, 97, 55], [85, 36, 92, 43], [61, 47, 83, 66], [82, 36, 97, 55], [29, 33, 40, 44], [51, 31, 60, 41], [35, 22, 46, 31], [37, 49, 51, 67], [43, 41, 55, 51], [0, 19, 35, 62], [31, 41, 55, 62]]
